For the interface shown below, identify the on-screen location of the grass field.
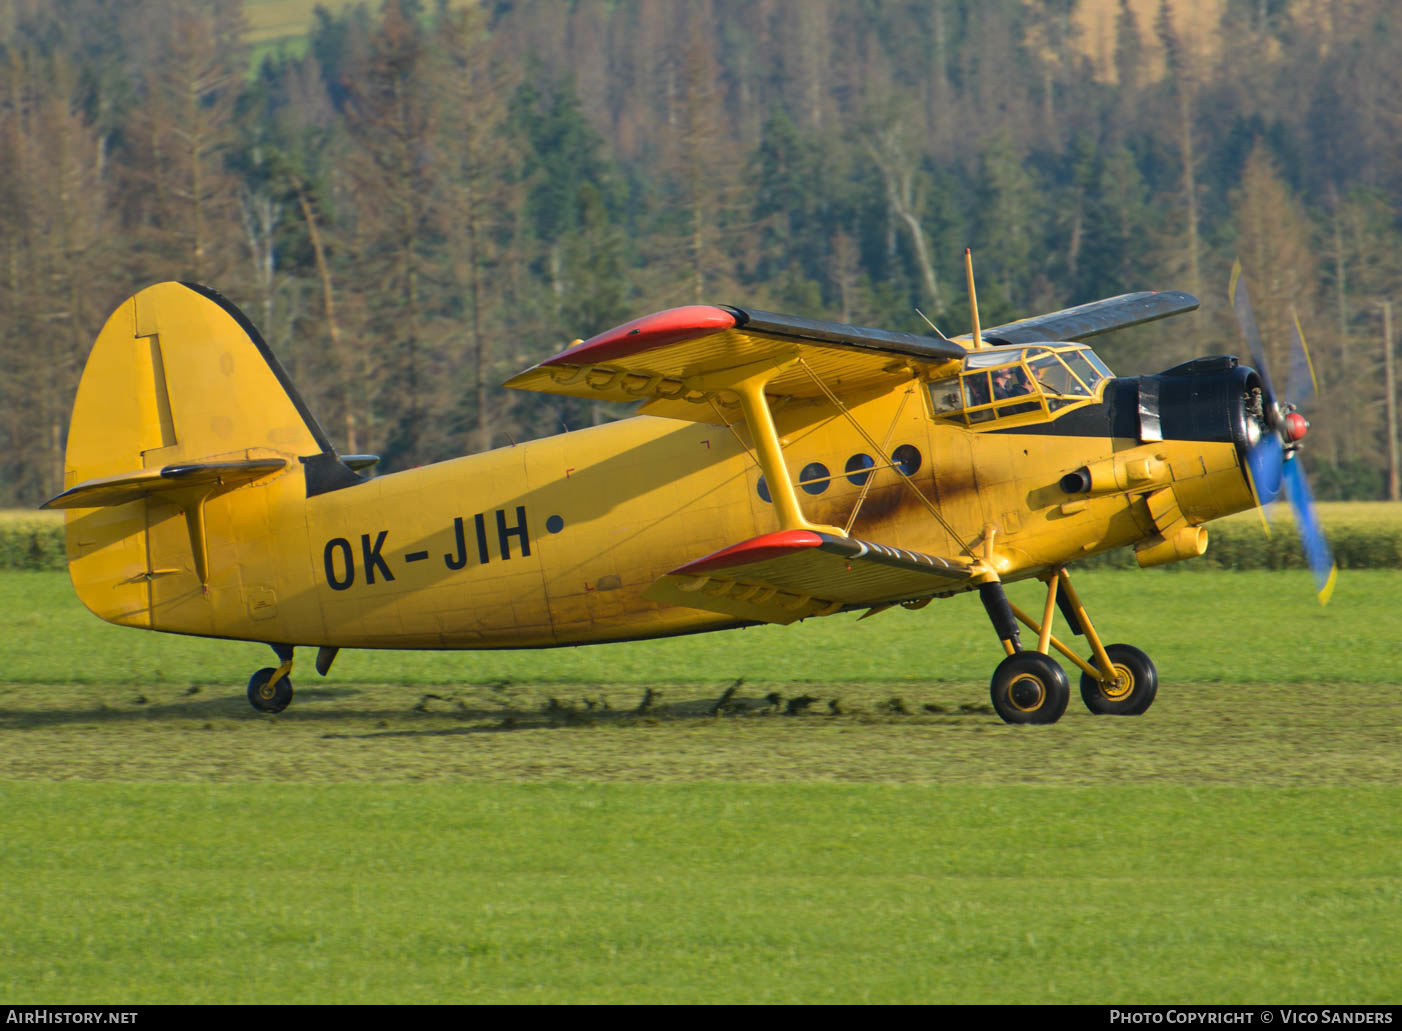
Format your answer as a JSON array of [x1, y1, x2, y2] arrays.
[[245, 0, 358, 43], [4, 784, 1398, 1004], [3, 568, 1401, 1002]]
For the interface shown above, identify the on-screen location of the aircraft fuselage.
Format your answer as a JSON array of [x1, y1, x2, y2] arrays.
[[102, 371, 1253, 651]]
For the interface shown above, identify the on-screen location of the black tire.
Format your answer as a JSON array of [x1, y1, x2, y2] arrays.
[[990, 652, 1070, 725], [1079, 644, 1157, 716], [247, 667, 293, 713]]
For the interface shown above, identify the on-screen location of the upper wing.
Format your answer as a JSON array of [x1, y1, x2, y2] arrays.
[[504, 305, 966, 425], [643, 529, 972, 625], [970, 291, 1199, 347], [506, 291, 1199, 426]]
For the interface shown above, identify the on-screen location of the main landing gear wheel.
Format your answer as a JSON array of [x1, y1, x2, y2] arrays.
[[247, 667, 293, 713], [990, 652, 1070, 725], [1079, 644, 1157, 716]]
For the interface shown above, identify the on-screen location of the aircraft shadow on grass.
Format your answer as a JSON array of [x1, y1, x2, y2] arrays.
[[0, 683, 993, 736]]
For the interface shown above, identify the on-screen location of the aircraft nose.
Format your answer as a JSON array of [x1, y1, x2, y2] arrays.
[[1283, 411, 1309, 443], [1138, 357, 1263, 453]]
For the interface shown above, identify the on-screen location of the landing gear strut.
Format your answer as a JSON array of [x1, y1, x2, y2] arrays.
[[979, 569, 1158, 724], [248, 644, 294, 713]]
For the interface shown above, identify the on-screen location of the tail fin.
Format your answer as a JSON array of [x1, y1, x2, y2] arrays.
[[44, 282, 362, 629]]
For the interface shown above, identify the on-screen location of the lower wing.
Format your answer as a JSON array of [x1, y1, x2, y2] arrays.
[[644, 530, 971, 625]]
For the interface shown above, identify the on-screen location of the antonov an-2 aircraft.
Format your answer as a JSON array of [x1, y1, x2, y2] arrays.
[[44, 259, 1331, 724]]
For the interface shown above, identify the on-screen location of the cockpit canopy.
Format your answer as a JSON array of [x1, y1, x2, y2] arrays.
[[928, 343, 1114, 425]]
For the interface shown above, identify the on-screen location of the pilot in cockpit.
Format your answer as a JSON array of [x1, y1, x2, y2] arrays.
[[992, 365, 1031, 400]]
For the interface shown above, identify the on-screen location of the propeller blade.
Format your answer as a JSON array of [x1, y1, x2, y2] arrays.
[[1228, 262, 1329, 600], [1281, 456, 1337, 605], [1244, 432, 1284, 509], [1229, 259, 1277, 400], [1285, 308, 1317, 410]]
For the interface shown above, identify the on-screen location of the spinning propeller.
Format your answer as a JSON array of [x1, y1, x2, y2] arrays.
[[1229, 260, 1337, 604]]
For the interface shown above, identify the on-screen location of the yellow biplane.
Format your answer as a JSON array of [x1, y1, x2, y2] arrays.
[[43, 258, 1333, 723]]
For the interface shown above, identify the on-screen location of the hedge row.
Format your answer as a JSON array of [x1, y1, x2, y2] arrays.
[[1203, 520, 1402, 571], [1080, 517, 1402, 571], [0, 517, 66, 570], [3, 512, 1400, 572]]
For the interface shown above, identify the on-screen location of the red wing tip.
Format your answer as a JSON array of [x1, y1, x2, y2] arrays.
[[540, 305, 737, 367], [673, 530, 825, 575]]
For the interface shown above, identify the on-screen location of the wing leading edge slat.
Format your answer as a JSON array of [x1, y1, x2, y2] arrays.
[[503, 304, 964, 424], [644, 529, 972, 625]]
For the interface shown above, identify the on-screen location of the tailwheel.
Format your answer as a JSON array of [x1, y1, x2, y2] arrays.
[[1080, 644, 1157, 716], [247, 667, 293, 713], [990, 652, 1069, 725]]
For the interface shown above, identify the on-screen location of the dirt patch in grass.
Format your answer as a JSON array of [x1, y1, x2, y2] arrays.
[[3, 677, 1398, 785]]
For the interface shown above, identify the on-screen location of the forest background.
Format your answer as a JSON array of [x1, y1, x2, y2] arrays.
[[2, 0, 1400, 508]]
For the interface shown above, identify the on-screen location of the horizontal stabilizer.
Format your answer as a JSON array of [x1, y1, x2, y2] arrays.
[[42, 459, 286, 510], [644, 529, 971, 625]]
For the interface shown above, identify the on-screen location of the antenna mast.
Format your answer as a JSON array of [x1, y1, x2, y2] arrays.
[[965, 248, 985, 350]]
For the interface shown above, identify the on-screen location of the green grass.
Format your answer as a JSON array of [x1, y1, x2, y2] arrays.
[[3, 784, 1399, 1003], [3, 568, 1401, 1002]]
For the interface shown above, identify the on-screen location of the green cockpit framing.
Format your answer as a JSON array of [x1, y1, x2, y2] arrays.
[[925, 343, 1115, 427]]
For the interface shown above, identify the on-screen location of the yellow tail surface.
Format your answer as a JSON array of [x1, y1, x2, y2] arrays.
[[48, 282, 355, 634]]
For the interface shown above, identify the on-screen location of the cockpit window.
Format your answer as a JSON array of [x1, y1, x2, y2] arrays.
[[1028, 352, 1086, 396], [1062, 350, 1110, 394], [927, 344, 1113, 425], [965, 372, 990, 408]]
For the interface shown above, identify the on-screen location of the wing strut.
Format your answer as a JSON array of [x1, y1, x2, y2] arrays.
[[694, 355, 845, 536], [729, 359, 846, 535]]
